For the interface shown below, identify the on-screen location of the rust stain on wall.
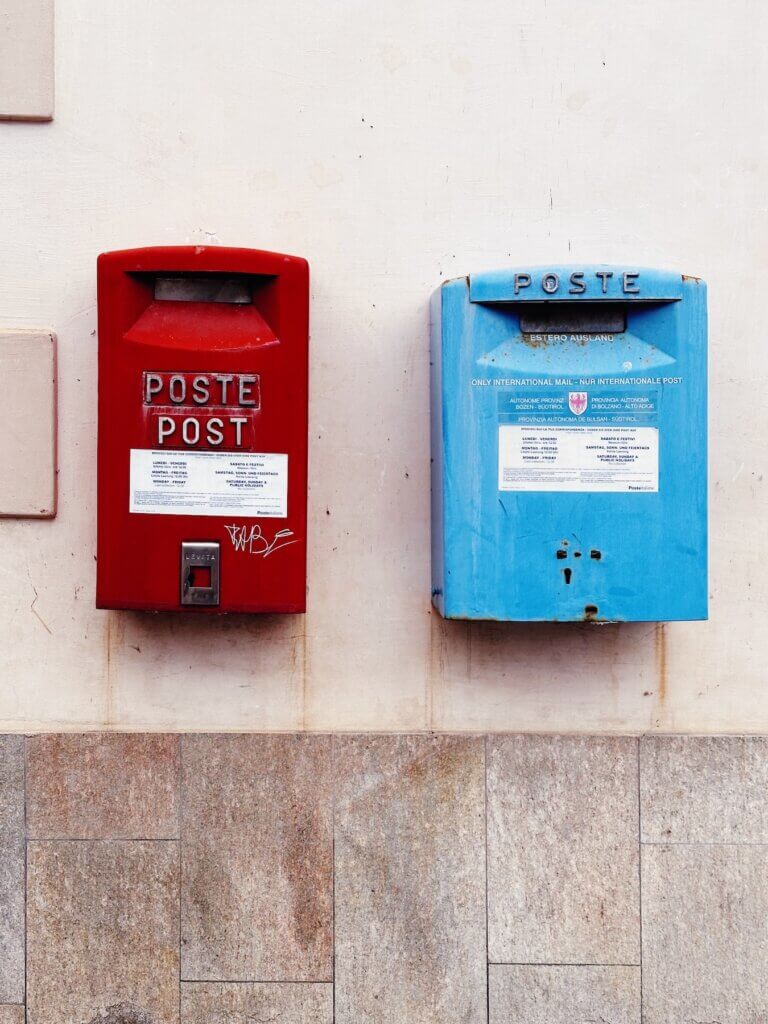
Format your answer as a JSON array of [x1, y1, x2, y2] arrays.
[[427, 607, 441, 731], [288, 612, 309, 730], [300, 621, 310, 730], [655, 622, 667, 704], [104, 613, 114, 727], [103, 614, 127, 728]]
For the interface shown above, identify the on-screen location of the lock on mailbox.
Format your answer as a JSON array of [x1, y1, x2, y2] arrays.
[[430, 265, 707, 622], [96, 246, 309, 613]]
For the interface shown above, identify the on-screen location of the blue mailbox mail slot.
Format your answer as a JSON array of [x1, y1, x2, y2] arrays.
[[430, 266, 707, 622]]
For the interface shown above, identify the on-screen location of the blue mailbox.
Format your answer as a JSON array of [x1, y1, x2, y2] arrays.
[[430, 265, 707, 622]]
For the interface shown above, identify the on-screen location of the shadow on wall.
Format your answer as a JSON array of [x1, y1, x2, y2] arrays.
[[431, 614, 666, 710], [104, 609, 305, 694], [106, 609, 303, 648]]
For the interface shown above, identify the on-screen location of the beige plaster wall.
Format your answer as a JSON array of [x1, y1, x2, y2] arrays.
[[0, 0, 765, 732]]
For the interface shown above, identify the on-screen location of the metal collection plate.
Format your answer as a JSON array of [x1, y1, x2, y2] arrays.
[[180, 541, 220, 606]]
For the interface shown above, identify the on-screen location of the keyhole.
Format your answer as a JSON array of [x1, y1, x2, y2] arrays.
[[563, 568, 572, 585]]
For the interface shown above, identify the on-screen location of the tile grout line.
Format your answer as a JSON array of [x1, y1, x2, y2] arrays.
[[637, 735, 644, 1024], [484, 735, 490, 1024], [180, 979, 335, 985], [25, 837, 181, 843], [640, 839, 768, 847], [488, 962, 642, 968]]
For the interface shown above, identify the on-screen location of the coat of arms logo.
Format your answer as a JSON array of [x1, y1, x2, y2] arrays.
[[568, 391, 588, 416]]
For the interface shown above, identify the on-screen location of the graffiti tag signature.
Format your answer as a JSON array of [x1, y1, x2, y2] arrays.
[[224, 523, 298, 558]]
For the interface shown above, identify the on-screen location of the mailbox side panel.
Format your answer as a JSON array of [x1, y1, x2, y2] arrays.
[[429, 286, 446, 616], [438, 277, 488, 618]]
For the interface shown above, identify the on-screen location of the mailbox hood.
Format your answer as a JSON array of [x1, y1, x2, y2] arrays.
[[469, 265, 692, 304]]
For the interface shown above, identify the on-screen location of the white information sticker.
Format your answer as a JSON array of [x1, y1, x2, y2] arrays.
[[129, 449, 288, 517], [498, 425, 658, 493]]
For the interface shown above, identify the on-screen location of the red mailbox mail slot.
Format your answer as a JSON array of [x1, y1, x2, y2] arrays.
[[96, 246, 309, 613]]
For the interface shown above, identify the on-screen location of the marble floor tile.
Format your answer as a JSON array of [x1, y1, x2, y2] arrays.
[[27, 840, 179, 1024], [0, 738, 23, 832], [487, 735, 640, 964], [0, 1008, 24, 1024], [26, 733, 180, 839], [181, 734, 333, 981], [334, 735, 487, 1024], [181, 982, 332, 1023], [489, 964, 640, 1024], [642, 843, 768, 1024], [0, 737, 24, 1004], [640, 735, 768, 843]]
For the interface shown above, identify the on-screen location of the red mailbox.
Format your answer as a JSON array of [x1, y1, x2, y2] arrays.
[[96, 246, 309, 613]]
